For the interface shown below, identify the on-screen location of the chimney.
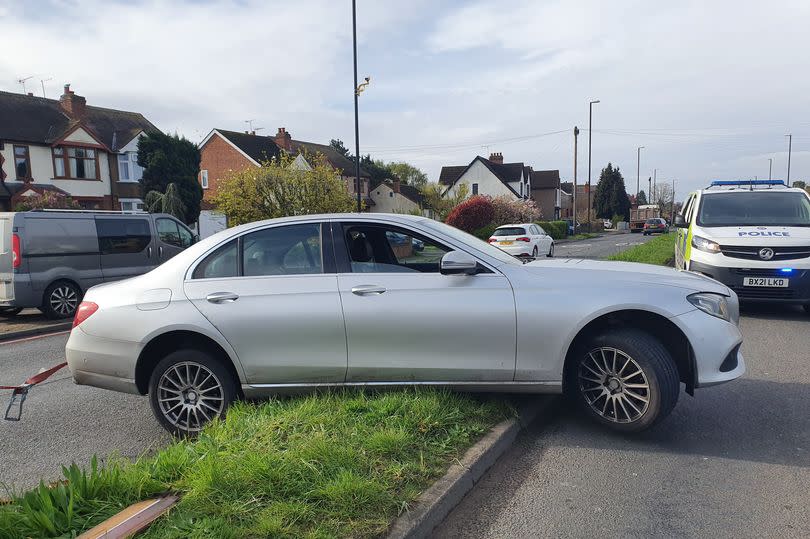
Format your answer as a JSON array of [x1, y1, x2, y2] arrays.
[[59, 84, 86, 119], [392, 179, 401, 193], [274, 127, 292, 151], [489, 152, 503, 164]]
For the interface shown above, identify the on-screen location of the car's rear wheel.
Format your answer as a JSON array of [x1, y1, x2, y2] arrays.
[[566, 329, 679, 433], [532, 246, 538, 258], [42, 281, 81, 319], [547, 242, 554, 257], [148, 349, 237, 436]]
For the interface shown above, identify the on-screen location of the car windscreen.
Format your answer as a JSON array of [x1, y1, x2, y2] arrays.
[[492, 227, 526, 236], [697, 192, 810, 227]]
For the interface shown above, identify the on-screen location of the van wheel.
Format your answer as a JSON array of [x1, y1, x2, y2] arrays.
[[149, 349, 237, 436], [804, 305, 810, 315], [42, 281, 81, 319], [0, 307, 23, 317], [566, 329, 680, 433]]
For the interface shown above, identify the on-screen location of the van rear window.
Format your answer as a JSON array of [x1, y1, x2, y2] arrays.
[[97, 219, 151, 254]]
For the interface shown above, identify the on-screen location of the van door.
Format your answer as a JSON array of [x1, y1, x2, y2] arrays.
[[0, 213, 16, 302], [95, 216, 156, 281], [154, 217, 194, 264]]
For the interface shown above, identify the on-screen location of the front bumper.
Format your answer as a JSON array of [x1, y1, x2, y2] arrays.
[[66, 327, 142, 395], [689, 260, 810, 304], [673, 308, 745, 388]]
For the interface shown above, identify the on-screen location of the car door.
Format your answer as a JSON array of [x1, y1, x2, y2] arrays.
[[95, 216, 156, 281], [535, 225, 551, 253], [334, 220, 516, 382], [676, 195, 695, 268], [183, 222, 347, 384], [154, 217, 194, 264]]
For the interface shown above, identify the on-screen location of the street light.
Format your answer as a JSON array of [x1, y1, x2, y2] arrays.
[[587, 99, 600, 228], [768, 158, 773, 180], [785, 134, 792, 184], [636, 146, 644, 199], [352, 0, 361, 212]]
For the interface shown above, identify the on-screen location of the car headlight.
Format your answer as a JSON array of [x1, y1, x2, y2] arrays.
[[687, 293, 731, 322], [692, 235, 721, 254]]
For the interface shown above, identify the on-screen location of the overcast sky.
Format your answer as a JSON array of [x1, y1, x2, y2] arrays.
[[2, 0, 809, 198]]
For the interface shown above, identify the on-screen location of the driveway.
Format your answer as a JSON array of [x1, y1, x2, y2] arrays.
[[555, 232, 655, 259], [433, 304, 810, 538]]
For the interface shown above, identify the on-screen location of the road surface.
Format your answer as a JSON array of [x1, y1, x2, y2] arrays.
[[434, 303, 810, 538], [555, 232, 654, 259]]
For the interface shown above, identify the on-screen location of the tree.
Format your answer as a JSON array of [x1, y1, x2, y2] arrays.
[[213, 153, 355, 226], [144, 183, 186, 220], [446, 195, 495, 233], [651, 183, 674, 209], [359, 155, 391, 184], [636, 190, 648, 205], [421, 182, 469, 221], [593, 163, 631, 220], [330, 139, 351, 159], [388, 162, 428, 188], [793, 180, 806, 189], [14, 191, 81, 211], [138, 131, 202, 225]]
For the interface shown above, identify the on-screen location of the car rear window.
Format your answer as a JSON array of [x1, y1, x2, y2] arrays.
[[645, 219, 658, 224], [492, 227, 526, 236]]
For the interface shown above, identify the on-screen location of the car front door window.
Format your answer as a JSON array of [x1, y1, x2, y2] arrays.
[[343, 225, 450, 273]]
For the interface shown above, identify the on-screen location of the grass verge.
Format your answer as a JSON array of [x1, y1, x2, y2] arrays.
[[567, 233, 599, 241], [608, 233, 677, 266], [0, 389, 511, 539]]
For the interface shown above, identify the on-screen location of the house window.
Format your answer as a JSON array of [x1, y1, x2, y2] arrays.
[[201, 169, 209, 189], [52, 146, 98, 179], [117, 151, 143, 183], [119, 198, 144, 212], [13, 145, 31, 180], [389, 191, 393, 197], [472, 183, 478, 195]]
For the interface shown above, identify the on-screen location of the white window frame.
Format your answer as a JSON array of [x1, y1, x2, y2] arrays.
[[118, 151, 142, 183], [119, 198, 144, 212], [201, 169, 209, 189]]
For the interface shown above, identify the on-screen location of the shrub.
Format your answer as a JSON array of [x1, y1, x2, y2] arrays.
[[472, 223, 499, 241], [14, 192, 81, 211], [446, 196, 495, 233], [536, 220, 568, 240], [490, 195, 541, 226]]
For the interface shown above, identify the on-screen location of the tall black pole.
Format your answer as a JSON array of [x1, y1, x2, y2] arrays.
[[636, 146, 644, 198], [573, 126, 579, 226], [352, 0, 361, 212], [588, 100, 599, 227], [786, 134, 792, 185]]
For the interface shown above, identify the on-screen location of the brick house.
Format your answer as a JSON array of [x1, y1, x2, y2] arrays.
[[196, 127, 371, 236], [0, 85, 158, 211], [529, 169, 562, 220]]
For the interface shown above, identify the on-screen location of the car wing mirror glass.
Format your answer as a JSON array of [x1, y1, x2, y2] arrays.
[[673, 214, 687, 228], [440, 250, 478, 275]]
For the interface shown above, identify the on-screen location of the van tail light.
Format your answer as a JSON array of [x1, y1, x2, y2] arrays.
[[12, 233, 21, 268], [73, 302, 99, 328], [488, 238, 498, 243], [516, 237, 531, 242]]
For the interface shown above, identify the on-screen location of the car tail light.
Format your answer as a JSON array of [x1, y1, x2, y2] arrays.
[[12, 233, 20, 268], [488, 238, 498, 243], [516, 237, 531, 242], [73, 301, 99, 328]]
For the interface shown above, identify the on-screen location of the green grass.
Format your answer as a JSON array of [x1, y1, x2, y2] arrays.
[[608, 233, 677, 266], [0, 390, 511, 539], [567, 233, 599, 241]]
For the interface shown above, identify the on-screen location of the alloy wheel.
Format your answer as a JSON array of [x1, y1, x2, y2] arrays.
[[50, 285, 78, 316], [578, 347, 650, 423], [156, 361, 225, 432]]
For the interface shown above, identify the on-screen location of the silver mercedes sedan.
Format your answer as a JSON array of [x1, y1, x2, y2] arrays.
[[66, 213, 744, 435]]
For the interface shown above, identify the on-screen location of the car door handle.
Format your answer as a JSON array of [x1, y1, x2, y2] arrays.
[[351, 285, 386, 296], [206, 292, 239, 303]]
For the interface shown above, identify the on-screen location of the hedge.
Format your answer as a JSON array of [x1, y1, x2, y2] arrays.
[[472, 223, 499, 241], [536, 220, 568, 240]]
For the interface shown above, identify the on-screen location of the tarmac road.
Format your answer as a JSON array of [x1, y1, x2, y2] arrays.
[[555, 232, 655, 259]]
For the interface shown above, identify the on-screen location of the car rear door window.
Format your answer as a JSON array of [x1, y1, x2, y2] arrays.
[[193, 239, 238, 279], [96, 218, 151, 254], [242, 224, 323, 277]]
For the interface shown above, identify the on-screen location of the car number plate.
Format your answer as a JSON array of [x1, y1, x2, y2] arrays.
[[499, 241, 513, 245], [743, 277, 789, 288]]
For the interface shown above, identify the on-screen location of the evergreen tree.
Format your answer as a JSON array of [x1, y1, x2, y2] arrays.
[[329, 139, 352, 159], [593, 163, 631, 220], [138, 132, 202, 225], [636, 190, 648, 205]]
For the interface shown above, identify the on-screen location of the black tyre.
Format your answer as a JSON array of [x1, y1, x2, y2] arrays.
[[0, 307, 23, 317], [532, 246, 538, 258], [42, 281, 81, 319], [547, 242, 554, 257], [148, 349, 237, 436], [803, 304, 810, 315], [566, 329, 680, 433]]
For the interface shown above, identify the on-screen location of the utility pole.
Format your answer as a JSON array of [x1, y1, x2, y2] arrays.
[[636, 146, 644, 198], [653, 168, 657, 200], [768, 158, 773, 180], [573, 126, 579, 226], [648, 176, 652, 202], [785, 134, 792, 184], [671, 178, 676, 222], [587, 100, 600, 229]]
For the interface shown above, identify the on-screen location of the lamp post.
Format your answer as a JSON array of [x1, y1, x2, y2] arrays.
[[573, 126, 579, 227], [587, 99, 600, 228], [768, 158, 773, 180], [352, 0, 362, 212], [636, 146, 644, 199], [785, 134, 792, 184]]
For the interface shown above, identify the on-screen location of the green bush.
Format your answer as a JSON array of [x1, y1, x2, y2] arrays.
[[536, 221, 568, 240], [472, 223, 499, 241]]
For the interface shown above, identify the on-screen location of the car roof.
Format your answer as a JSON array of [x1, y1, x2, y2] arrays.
[[697, 186, 808, 196], [495, 223, 533, 228]]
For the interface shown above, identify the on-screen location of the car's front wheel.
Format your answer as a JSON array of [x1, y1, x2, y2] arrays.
[[148, 349, 237, 436], [547, 242, 554, 257], [567, 329, 679, 433], [804, 304, 810, 315]]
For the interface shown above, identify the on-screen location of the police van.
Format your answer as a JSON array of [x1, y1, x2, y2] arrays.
[[674, 180, 810, 314]]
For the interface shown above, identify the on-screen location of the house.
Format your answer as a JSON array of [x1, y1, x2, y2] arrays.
[[559, 181, 574, 219], [0, 85, 158, 211], [369, 179, 428, 215], [529, 169, 562, 220], [439, 153, 531, 200], [196, 127, 371, 236]]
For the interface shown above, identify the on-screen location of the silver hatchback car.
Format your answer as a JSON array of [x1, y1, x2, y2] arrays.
[[66, 214, 744, 434]]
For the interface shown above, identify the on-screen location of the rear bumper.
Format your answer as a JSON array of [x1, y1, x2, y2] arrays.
[[689, 261, 810, 304], [66, 326, 142, 394], [496, 244, 535, 257], [0, 274, 40, 308]]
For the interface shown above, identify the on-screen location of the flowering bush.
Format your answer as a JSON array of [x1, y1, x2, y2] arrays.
[[490, 195, 541, 226], [446, 195, 495, 233], [14, 191, 81, 211]]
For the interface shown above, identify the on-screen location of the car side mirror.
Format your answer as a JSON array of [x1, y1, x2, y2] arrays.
[[673, 214, 687, 228], [440, 250, 478, 275]]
